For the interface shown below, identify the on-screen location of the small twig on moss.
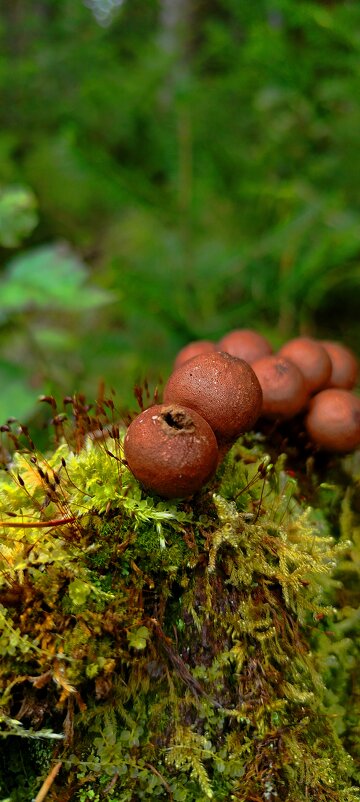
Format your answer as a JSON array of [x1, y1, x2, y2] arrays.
[[34, 761, 62, 802], [0, 517, 76, 528], [151, 618, 222, 708], [144, 762, 173, 797], [103, 772, 120, 795]]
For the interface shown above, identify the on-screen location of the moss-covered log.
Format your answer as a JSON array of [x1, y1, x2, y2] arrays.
[[0, 407, 359, 801]]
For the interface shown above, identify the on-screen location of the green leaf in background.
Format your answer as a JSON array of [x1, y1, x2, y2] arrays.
[[0, 243, 113, 313], [68, 579, 91, 607], [127, 626, 150, 650], [0, 360, 38, 423], [0, 186, 38, 248], [0, 0, 360, 428]]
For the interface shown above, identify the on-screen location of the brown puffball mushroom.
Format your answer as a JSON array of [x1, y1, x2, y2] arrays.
[[218, 328, 273, 364], [163, 351, 263, 445], [321, 340, 359, 390], [305, 389, 360, 453], [174, 340, 216, 369], [124, 403, 218, 498], [251, 355, 308, 420], [278, 336, 331, 394]]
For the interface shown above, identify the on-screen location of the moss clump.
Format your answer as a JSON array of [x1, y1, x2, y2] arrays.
[[0, 404, 359, 801]]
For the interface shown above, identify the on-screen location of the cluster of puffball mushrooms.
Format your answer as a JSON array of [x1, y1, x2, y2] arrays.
[[124, 330, 360, 499]]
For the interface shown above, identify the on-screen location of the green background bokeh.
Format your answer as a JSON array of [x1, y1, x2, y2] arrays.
[[0, 0, 359, 425]]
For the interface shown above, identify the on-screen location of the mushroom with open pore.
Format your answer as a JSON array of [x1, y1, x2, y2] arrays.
[[124, 403, 218, 498]]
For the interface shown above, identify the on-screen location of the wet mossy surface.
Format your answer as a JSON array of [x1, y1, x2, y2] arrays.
[[0, 404, 359, 801]]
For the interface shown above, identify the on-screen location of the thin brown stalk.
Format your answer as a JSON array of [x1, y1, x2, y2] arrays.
[[34, 761, 62, 802]]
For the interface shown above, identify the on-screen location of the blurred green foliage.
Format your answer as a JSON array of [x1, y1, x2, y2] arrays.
[[0, 0, 360, 421], [0, 186, 38, 248], [0, 243, 111, 422]]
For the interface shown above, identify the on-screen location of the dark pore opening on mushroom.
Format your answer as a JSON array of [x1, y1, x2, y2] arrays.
[[162, 408, 195, 432], [276, 361, 289, 375]]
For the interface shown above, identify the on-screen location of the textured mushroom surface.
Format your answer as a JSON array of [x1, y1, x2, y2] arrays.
[[174, 339, 216, 369], [124, 403, 218, 498], [278, 336, 331, 394], [252, 355, 308, 420], [305, 388, 360, 452], [218, 328, 272, 364], [163, 350, 263, 444], [321, 340, 359, 390]]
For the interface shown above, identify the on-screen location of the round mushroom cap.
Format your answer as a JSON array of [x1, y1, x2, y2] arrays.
[[251, 355, 308, 420], [163, 351, 263, 444], [305, 388, 360, 453], [278, 337, 331, 394], [321, 340, 359, 390], [218, 329, 273, 364], [174, 340, 216, 369], [124, 403, 218, 498]]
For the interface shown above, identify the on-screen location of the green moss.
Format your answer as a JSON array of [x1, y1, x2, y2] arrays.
[[0, 737, 53, 800], [0, 416, 359, 800]]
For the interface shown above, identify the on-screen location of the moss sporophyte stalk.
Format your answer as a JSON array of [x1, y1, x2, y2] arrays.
[[0, 395, 359, 801]]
